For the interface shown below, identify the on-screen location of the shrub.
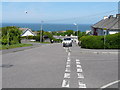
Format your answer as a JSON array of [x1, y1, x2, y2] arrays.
[[1, 38, 8, 45], [80, 33, 120, 49], [1, 26, 21, 45], [21, 36, 36, 39], [53, 38, 62, 43]]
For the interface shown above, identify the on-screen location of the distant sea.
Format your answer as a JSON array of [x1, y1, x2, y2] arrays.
[[1, 23, 92, 32]]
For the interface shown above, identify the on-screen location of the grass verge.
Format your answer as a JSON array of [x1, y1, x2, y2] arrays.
[[0, 43, 33, 50], [31, 41, 51, 44]]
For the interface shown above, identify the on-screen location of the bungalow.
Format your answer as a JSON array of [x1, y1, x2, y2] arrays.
[[92, 14, 120, 36], [19, 28, 36, 36]]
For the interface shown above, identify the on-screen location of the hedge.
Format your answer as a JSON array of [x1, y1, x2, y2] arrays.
[[52, 38, 62, 43], [80, 33, 120, 49], [21, 36, 36, 39]]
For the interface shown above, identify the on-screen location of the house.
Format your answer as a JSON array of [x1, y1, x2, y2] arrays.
[[92, 14, 120, 36], [86, 30, 92, 35], [19, 28, 36, 36]]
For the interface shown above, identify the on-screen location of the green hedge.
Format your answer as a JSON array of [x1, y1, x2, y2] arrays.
[[53, 38, 62, 43], [80, 33, 120, 49], [21, 36, 36, 39]]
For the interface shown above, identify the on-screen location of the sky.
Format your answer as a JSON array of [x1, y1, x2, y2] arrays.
[[2, 2, 118, 24], [1, 0, 120, 2]]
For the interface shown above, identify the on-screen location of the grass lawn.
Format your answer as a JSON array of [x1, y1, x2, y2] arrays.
[[0, 43, 33, 50]]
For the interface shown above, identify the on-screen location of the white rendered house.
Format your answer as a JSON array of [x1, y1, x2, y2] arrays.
[[92, 14, 120, 36], [19, 28, 36, 36]]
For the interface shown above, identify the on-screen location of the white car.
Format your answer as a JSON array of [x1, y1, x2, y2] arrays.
[[30, 39, 36, 42], [62, 38, 72, 47]]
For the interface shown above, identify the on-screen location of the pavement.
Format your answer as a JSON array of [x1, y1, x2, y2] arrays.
[[1, 43, 119, 89], [79, 47, 119, 54]]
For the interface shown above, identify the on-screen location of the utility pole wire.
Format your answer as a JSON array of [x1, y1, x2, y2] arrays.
[[44, 9, 118, 22]]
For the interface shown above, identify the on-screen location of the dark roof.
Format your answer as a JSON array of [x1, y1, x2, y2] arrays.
[[92, 14, 120, 31]]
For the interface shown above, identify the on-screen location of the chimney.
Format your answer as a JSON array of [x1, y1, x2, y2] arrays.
[[108, 15, 113, 19], [103, 16, 108, 20]]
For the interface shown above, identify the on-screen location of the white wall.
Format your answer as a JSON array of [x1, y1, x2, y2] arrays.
[[109, 31, 119, 34], [97, 29, 117, 36]]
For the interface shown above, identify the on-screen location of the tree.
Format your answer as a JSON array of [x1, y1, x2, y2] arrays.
[[43, 31, 54, 40], [64, 30, 74, 36], [34, 30, 44, 42]]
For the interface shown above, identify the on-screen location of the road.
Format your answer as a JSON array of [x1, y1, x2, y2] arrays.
[[1, 43, 119, 88]]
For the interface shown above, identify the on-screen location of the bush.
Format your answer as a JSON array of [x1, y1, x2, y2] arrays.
[[1, 38, 8, 45], [105, 33, 120, 49], [80, 33, 120, 49], [53, 38, 62, 43], [34, 35, 41, 42], [21, 36, 36, 39], [1, 26, 21, 45]]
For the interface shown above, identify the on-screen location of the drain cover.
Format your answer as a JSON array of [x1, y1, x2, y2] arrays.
[[0, 64, 13, 68]]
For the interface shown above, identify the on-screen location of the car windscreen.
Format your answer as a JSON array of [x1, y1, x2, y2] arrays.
[[64, 38, 71, 40]]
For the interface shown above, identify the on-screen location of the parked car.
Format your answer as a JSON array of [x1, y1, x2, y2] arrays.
[[62, 38, 72, 47], [30, 39, 36, 42]]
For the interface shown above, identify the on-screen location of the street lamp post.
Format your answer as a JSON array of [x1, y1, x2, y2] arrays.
[[73, 23, 79, 44], [73, 23, 79, 40]]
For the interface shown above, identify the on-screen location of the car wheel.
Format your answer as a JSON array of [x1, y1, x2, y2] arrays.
[[63, 44, 65, 47]]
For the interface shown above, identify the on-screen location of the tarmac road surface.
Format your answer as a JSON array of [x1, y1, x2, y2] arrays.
[[1, 43, 119, 88]]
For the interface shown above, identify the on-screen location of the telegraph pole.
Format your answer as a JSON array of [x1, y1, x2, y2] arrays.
[[76, 24, 79, 45], [40, 21, 43, 42]]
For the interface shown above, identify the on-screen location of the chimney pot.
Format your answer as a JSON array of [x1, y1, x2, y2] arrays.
[[103, 16, 108, 19]]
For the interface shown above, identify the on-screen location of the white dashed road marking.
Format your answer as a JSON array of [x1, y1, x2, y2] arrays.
[[66, 64, 70, 67], [62, 80, 70, 88], [67, 57, 70, 60], [66, 61, 71, 65], [76, 59, 87, 88], [67, 59, 71, 62], [62, 47, 71, 88], [78, 83, 87, 88], [77, 73, 84, 79], [77, 68, 83, 72], [64, 73, 70, 78], [65, 67, 71, 72], [76, 59, 80, 62], [76, 62, 81, 64], [76, 65, 82, 68], [62, 48, 87, 88], [68, 52, 70, 56]]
